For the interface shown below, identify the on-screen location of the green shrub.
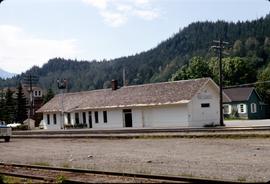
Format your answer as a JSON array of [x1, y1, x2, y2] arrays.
[[12, 124, 29, 131]]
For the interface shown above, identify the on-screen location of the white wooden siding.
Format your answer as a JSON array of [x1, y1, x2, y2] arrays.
[[188, 82, 219, 127], [141, 105, 188, 127]]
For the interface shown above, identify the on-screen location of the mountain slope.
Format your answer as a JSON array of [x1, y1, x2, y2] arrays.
[[1, 14, 270, 92], [0, 68, 16, 79]]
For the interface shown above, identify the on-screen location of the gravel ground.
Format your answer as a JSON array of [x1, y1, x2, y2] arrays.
[[0, 138, 270, 182]]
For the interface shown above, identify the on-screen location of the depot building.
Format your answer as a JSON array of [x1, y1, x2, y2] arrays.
[[37, 78, 229, 130]]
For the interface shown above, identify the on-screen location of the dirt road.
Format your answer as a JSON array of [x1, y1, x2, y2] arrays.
[[0, 138, 269, 182]]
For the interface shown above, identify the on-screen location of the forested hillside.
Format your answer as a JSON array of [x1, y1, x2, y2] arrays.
[[1, 14, 270, 102]]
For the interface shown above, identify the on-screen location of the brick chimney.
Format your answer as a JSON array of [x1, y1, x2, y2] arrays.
[[111, 80, 118, 90]]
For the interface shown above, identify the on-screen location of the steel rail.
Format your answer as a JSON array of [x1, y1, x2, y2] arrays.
[[0, 170, 87, 184], [0, 162, 261, 184], [0, 171, 55, 182]]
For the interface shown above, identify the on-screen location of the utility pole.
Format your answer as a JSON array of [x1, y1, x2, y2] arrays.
[[57, 79, 67, 129], [211, 39, 229, 126], [123, 67, 126, 86], [23, 75, 39, 119]]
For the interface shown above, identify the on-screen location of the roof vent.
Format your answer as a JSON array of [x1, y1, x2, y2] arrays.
[[111, 80, 118, 90]]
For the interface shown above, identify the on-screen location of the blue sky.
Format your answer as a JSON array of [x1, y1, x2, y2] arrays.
[[0, 0, 269, 73]]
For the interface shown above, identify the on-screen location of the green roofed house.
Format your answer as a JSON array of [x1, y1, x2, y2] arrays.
[[223, 87, 268, 119]]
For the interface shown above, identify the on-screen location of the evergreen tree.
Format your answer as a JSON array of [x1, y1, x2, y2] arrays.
[[43, 88, 55, 103], [15, 83, 28, 123], [0, 90, 5, 121], [4, 88, 15, 124]]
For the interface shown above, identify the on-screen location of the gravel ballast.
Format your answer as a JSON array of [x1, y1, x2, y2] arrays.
[[0, 138, 269, 182]]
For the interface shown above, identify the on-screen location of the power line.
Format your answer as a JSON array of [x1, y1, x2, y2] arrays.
[[224, 80, 270, 88]]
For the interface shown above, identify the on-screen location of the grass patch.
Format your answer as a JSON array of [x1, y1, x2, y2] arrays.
[[237, 176, 247, 182], [56, 175, 67, 184], [0, 175, 24, 184], [181, 172, 194, 178], [60, 162, 71, 168], [31, 161, 50, 167], [224, 117, 244, 121]]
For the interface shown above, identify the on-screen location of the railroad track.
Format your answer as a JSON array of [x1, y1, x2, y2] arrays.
[[0, 162, 262, 183], [12, 126, 270, 136]]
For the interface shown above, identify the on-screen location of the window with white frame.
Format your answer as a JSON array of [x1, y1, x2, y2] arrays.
[[223, 104, 231, 114], [238, 104, 247, 114], [251, 103, 257, 113]]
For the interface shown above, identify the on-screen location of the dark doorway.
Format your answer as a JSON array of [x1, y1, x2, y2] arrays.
[[123, 109, 132, 127], [88, 111, 92, 128], [75, 113, 79, 125]]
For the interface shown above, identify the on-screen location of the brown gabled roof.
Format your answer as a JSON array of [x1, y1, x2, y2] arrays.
[[223, 87, 255, 102], [37, 78, 211, 113]]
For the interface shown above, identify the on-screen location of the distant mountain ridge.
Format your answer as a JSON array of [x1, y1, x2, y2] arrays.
[[0, 68, 16, 79], [0, 14, 270, 92]]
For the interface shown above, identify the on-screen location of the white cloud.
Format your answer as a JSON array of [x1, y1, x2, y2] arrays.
[[0, 25, 80, 73], [101, 11, 128, 27], [134, 9, 159, 20], [82, 0, 109, 9], [82, 0, 160, 27]]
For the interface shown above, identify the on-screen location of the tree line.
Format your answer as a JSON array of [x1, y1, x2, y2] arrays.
[[0, 84, 54, 124], [0, 84, 28, 124]]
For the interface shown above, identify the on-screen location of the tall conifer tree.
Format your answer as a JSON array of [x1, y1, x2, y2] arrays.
[[4, 88, 15, 124], [15, 83, 28, 123]]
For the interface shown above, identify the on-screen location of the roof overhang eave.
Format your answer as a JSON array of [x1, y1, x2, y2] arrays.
[[36, 109, 62, 113], [68, 100, 191, 112]]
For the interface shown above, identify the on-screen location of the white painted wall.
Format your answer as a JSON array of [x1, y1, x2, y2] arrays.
[[188, 82, 220, 127], [132, 109, 143, 128], [91, 110, 123, 128], [43, 113, 61, 130], [141, 105, 188, 127]]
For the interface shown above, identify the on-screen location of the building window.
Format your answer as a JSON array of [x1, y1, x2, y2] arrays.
[[83, 112, 86, 124], [94, 111, 99, 123], [47, 114, 50, 125], [251, 103, 257, 113], [88, 111, 92, 124], [53, 114, 57, 124], [34, 91, 38, 96], [38, 91, 41, 96], [223, 104, 231, 114], [238, 104, 247, 114], [75, 113, 79, 124], [103, 111, 107, 123], [201, 103, 210, 108], [67, 113, 71, 124]]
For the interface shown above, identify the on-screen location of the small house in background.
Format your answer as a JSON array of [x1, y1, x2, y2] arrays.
[[23, 118, 36, 130], [37, 78, 230, 130], [21, 85, 44, 113], [223, 87, 268, 119], [1, 85, 44, 125]]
